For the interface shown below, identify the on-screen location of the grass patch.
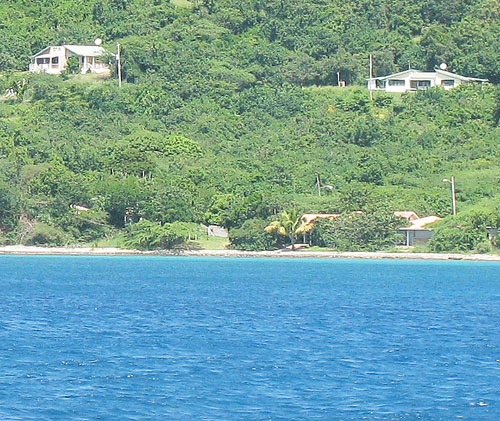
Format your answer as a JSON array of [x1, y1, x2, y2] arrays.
[[192, 235, 229, 250], [65, 73, 112, 83], [171, 0, 193, 8], [90, 233, 127, 248]]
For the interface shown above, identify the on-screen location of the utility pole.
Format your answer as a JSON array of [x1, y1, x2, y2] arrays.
[[117, 42, 122, 88], [443, 176, 457, 216], [450, 176, 456, 216], [369, 54, 373, 101]]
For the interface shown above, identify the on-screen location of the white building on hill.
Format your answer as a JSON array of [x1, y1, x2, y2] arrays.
[[367, 69, 487, 93], [29, 45, 112, 75]]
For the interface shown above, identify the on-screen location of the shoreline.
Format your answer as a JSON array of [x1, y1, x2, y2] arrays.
[[0, 245, 499, 261]]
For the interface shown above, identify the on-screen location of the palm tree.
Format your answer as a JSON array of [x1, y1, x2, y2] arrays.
[[265, 209, 313, 250]]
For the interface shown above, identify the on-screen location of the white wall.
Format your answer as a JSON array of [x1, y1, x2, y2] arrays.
[[385, 79, 409, 93], [29, 46, 66, 74], [434, 76, 463, 90]]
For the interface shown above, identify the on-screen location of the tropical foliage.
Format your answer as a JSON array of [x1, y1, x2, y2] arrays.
[[125, 220, 202, 250], [428, 200, 500, 253], [313, 210, 404, 252], [265, 209, 312, 250], [0, 0, 498, 251]]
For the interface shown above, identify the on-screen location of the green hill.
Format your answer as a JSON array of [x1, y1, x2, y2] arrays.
[[0, 0, 498, 252]]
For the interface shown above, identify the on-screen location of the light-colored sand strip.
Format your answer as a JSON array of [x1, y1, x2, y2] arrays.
[[176, 249, 500, 261], [0, 246, 146, 255], [0, 246, 499, 261]]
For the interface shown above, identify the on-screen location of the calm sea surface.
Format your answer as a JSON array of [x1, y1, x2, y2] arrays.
[[0, 256, 499, 420]]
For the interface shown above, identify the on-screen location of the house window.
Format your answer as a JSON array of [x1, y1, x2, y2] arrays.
[[51, 57, 59, 64], [442, 79, 454, 87], [388, 79, 405, 86], [410, 80, 431, 90], [36, 57, 50, 65]]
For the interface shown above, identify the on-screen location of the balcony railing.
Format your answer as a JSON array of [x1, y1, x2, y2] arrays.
[[29, 63, 61, 72], [30, 62, 110, 74]]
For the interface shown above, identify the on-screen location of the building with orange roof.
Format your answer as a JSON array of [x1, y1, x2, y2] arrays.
[[398, 215, 443, 246]]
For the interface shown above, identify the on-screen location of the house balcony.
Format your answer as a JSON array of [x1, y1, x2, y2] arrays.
[[29, 63, 63, 74], [81, 62, 111, 74]]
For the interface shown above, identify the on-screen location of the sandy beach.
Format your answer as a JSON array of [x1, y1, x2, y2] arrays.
[[0, 245, 499, 261]]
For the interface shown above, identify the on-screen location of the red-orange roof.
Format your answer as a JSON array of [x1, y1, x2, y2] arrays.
[[301, 213, 340, 225], [399, 216, 443, 231], [394, 211, 419, 221]]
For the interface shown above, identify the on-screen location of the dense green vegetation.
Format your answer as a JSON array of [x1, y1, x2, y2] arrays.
[[0, 0, 499, 252]]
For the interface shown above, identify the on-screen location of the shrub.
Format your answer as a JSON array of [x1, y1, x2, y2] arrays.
[[429, 204, 500, 253], [229, 218, 278, 251], [59, 209, 111, 243], [313, 211, 403, 251], [24, 223, 71, 246], [63, 56, 81, 75], [125, 220, 202, 250], [373, 93, 393, 108], [475, 240, 492, 254]]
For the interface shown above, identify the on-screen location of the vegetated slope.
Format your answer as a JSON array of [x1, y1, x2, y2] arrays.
[[0, 0, 498, 250], [2, 0, 500, 83]]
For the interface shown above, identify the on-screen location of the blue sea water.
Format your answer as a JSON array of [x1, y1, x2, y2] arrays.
[[0, 256, 499, 420]]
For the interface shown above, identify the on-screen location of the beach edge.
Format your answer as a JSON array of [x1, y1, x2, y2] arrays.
[[0, 246, 499, 261]]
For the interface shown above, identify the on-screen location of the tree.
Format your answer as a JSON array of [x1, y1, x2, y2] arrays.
[[429, 202, 500, 253], [229, 218, 278, 251], [264, 209, 312, 250], [125, 220, 202, 250], [63, 56, 81, 75], [313, 210, 404, 251]]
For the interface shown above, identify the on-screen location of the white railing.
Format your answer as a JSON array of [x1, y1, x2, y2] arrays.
[[29, 63, 61, 73], [81, 62, 111, 74], [30, 62, 110, 74]]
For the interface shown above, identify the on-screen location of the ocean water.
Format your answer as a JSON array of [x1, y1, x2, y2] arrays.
[[0, 256, 499, 420]]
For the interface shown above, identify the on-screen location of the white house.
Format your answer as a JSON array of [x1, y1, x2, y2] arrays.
[[29, 45, 112, 75], [367, 69, 487, 93]]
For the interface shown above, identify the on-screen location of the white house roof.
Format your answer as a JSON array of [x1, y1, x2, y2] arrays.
[[31, 45, 108, 58], [63, 45, 107, 57], [367, 68, 488, 83], [434, 69, 488, 82], [30, 47, 51, 58]]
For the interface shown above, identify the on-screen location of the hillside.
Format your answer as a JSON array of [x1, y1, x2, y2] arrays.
[[0, 0, 499, 252]]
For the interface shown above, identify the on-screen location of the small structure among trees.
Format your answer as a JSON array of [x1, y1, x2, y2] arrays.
[[29, 45, 112, 75]]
